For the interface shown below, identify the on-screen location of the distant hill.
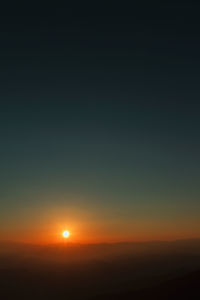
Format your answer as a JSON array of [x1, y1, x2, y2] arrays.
[[1, 238, 200, 262]]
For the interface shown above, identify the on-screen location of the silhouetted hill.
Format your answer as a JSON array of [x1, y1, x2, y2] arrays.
[[0, 239, 200, 299]]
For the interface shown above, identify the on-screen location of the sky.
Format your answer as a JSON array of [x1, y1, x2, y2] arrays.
[[0, 2, 200, 243]]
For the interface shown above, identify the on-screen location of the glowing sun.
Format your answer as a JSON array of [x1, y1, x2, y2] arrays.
[[62, 230, 70, 239]]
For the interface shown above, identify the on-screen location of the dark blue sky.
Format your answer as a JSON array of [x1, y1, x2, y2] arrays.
[[0, 2, 200, 242]]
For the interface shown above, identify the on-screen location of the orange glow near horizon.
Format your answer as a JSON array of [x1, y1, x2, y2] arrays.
[[1, 209, 200, 245], [1, 229, 200, 245], [1, 225, 200, 245]]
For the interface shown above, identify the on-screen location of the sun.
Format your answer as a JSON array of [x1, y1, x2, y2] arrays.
[[62, 230, 70, 239]]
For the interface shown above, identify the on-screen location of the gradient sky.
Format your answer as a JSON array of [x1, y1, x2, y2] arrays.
[[0, 2, 200, 243]]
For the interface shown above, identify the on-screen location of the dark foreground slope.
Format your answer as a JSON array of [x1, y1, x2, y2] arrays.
[[94, 270, 200, 299], [0, 239, 200, 299]]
